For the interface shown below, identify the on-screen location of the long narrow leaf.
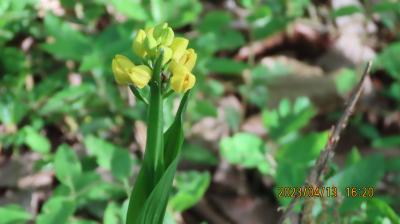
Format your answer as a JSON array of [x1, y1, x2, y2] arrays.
[[163, 91, 190, 167], [138, 158, 180, 224]]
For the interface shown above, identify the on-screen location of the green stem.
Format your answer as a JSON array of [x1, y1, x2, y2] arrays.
[[143, 51, 165, 181]]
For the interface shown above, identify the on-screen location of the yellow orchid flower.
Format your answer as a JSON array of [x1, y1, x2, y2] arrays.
[[132, 29, 147, 57], [112, 55, 152, 88], [179, 49, 197, 71], [170, 63, 196, 93], [153, 23, 174, 46], [127, 65, 152, 88], [170, 37, 189, 61]]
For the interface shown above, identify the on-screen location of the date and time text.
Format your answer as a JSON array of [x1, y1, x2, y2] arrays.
[[277, 186, 375, 198]]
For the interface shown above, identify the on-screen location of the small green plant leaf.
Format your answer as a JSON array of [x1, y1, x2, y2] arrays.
[[262, 97, 317, 141], [104, 202, 122, 224], [275, 131, 329, 205], [170, 171, 211, 212], [331, 5, 363, 18], [23, 126, 51, 154], [54, 144, 82, 188], [335, 68, 358, 95], [182, 143, 218, 166], [220, 133, 270, 174], [36, 197, 76, 224], [0, 204, 31, 224], [84, 135, 133, 178], [327, 154, 385, 212]]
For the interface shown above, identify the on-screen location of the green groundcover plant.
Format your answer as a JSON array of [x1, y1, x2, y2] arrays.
[[111, 23, 196, 224]]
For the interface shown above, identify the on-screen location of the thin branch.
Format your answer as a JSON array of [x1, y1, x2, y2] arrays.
[[278, 61, 372, 224]]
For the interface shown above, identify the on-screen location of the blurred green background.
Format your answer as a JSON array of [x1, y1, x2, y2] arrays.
[[0, 0, 399, 223]]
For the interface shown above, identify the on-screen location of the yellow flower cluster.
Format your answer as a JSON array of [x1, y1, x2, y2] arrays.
[[112, 23, 196, 93]]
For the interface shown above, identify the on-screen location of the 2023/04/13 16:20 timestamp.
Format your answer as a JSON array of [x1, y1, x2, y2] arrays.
[[277, 186, 375, 198]]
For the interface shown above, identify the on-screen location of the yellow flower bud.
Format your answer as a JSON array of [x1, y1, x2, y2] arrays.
[[112, 55, 152, 88], [161, 27, 174, 46], [161, 47, 172, 65], [144, 34, 157, 54], [127, 65, 152, 89], [132, 29, 147, 57], [170, 37, 189, 61], [153, 23, 174, 46], [112, 55, 135, 85], [170, 63, 196, 93], [153, 23, 168, 37], [178, 48, 197, 71]]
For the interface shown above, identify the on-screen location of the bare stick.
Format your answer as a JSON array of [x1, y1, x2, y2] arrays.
[[278, 62, 372, 224]]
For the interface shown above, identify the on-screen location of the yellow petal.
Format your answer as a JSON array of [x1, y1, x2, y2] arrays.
[[161, 27, 174, 46], [127, 65, 152, 89], [161, 47, 172, 65], [132, 29, 147, 57], [170, 37, 189, 61], [168, 59, 179, 73], [170, 64, 196, 93], [144, 34, 157, 54], [178, 48, 197, 71], [112, 54, 135, 85]]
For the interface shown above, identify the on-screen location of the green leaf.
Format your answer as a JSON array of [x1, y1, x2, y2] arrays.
[[373, 135, 400, 148], [224, 106, 241, 132], [275, 131, 329, 203], [109, 0, 148, 21], [111, 147, 133, 180], [253, 17, 289, 40], [0, 204, 31, 224], [170, 171, 211, 212], [41, 14, 91, 60], [84, 136, 132, 171], [331, 5, 364, 18], [377, 41, 400, 80], [207, 58, 248, 75], [345, 147, 362, 167], [372, 2, 400, 13], [85, 136, 133, 180], [40, 84, 96, 115], [70, 219, 98, 224], [247, 6, 272, 26], [54, 144, 82, 187], [198, 11, 232, 33], [182, 143, 218, 166], [367, 199, 400, 224], [220, 133, 270, 174], [163, 91, 190, 168], [104, 202, 122, 224], [327, 154, 385, 212], [163, 0, 202, 28], [37, 197, 76, 224], [192, 100, 217, 120], [388, 83, 400, 102], [334, 68, 358, 95], [23, 126, 51, 154], [262, 97, 317, 141], [137, 158, 180, 224]]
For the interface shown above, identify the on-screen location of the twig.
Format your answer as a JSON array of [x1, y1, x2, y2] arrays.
[[278, 62, 372, 224]]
